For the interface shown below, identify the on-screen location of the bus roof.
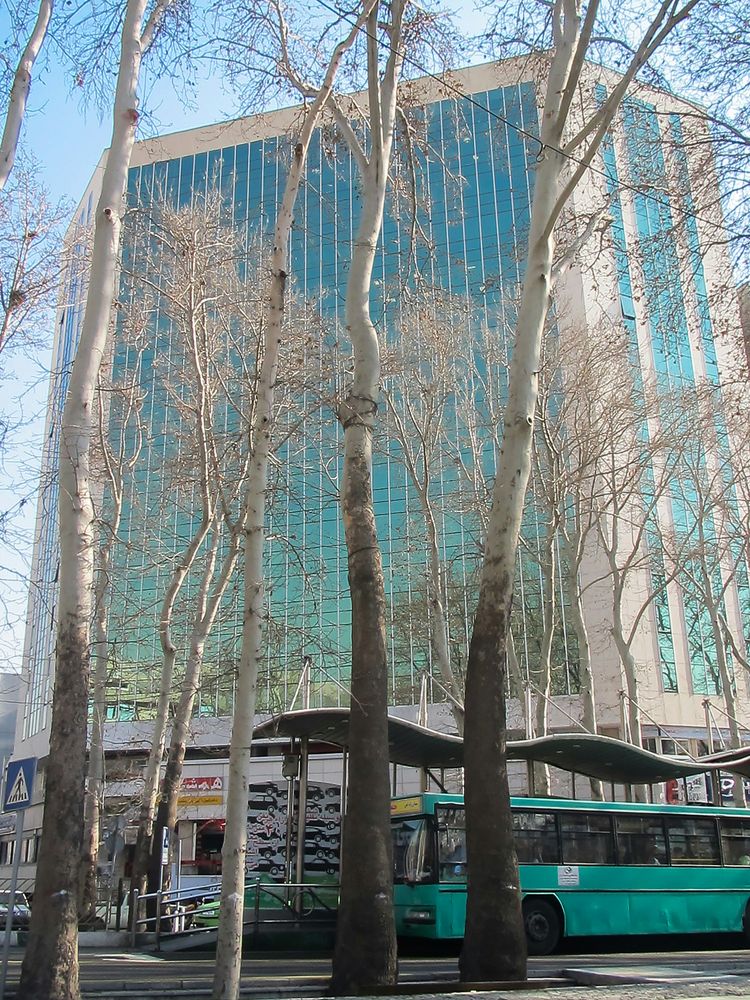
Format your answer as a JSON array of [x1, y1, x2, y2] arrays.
[[391, 793, 750, 819]]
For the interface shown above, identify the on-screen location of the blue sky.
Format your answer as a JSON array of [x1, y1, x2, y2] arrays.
[[0, 30, 243, 675]]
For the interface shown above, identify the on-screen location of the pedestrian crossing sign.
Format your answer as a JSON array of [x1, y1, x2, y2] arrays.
[[3, 758, 36, 812]]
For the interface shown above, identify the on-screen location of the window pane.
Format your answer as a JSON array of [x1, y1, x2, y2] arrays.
[[560, 812, 615, 865], [720, 818, 750, 866], [513, 811, 560, 864], [615, 814, 667, 865], [667, 816, 720, 865]]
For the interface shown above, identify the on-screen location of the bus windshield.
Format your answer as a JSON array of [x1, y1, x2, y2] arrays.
[[392, 817, 434, 883]]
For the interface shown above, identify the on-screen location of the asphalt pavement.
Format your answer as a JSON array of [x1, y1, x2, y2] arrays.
[[3, 945, 750, 999]]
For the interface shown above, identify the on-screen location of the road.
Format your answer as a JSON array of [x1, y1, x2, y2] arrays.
[[4, 941, 750, 997]]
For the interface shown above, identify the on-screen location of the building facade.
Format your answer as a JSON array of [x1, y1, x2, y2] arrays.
[[4, 58, 749, 887]]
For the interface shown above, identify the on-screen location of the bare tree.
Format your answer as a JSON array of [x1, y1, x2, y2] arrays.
[[0, 161, 66, 359], [460, 0, 700, 981], [17, 1, 178, 993], [381, 299, 468, 733], [325, 0, 413, 987], [658, 384, 750, 803], [79, 320, 146, 924], [531, 326, 648, 799], [0, 0, 53, 191], [0, 161, 67, 663], [592, 401, 680, 761], [526, 424, 562, 796], [211, 2, 377, 993], [126, 195, 260, 896]]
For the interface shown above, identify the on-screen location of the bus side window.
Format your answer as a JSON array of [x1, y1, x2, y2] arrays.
[[513, 811, 559, 864], [615, 814, 667, 865], [560, 813, 615, 865], [720, 818, 750, 865], [667, 816, 720, 866], [438, 829, 467, 881]]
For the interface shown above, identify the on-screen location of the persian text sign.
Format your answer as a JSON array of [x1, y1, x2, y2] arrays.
[[178, 775, 223, 806]]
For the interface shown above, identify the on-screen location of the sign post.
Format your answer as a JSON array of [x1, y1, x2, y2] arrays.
[[159, 826, 169, 893], [0, 757, 36, 1000]]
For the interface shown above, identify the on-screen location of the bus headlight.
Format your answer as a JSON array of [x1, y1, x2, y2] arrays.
[[405, 907, 436, 924]]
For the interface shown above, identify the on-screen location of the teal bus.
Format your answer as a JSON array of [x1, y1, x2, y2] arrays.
[[391, 793, 750, 954]]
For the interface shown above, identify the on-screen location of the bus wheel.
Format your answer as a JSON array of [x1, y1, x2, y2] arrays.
[[743, 902, 750, 944], [523, 898, 561, 955]]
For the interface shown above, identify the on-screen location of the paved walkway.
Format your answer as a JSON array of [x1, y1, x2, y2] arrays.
[[3, 949, 750, 999]]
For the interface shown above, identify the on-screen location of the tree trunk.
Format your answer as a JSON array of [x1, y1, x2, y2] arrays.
[[331, 148, 397, 1000], [0, 0, 53, 192], [211, 129, 300, 1000], [533, 527, 556, 796], [133, 297, 215, 893], [17, 2, 161, 995], [132, 643, 175, 895], [211, 11, 375, 980], [79, 547, 111, 924], [425, 500, 464, 734], [459, 25, 578, 978], [332, 410, 396, 991], [330, 3, 403, 990], [81, 393, 134, 922], [562, 534, 603, 799], [131, 515, 212, 894], [331, 223, 398, 990], [705, 585, 746, 807], [611, 588, 642, 747], [148, 529, 243, 891], [611, 591, 647, 803]]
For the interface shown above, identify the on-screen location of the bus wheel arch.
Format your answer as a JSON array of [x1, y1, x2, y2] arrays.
[[522, 895, 563, 955], [742, 900, 750, 943]]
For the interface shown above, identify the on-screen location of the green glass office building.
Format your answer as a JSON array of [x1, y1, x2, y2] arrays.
[[16, 59, 750, 758]]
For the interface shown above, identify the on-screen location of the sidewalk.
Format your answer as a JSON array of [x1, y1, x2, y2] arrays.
[[3, 949, 750, 1000]]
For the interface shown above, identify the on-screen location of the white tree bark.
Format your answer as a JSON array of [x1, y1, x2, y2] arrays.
[[533, 524, 556, 797], [132, 507, 213, 893], [461, 0, 700, 979], [330, 2, 405, 990], [698, 556, 745, 806], [133, 209, 227, 891], [81, 362, 144, 920], [383, 384, 464, 732], [560, 532, 603, 799], [0, 0, 53, 191], [17, 0, 173, 995], [211, 10, 377, 995], [149, 524, 246, 896], [425, 505, 464, 733]]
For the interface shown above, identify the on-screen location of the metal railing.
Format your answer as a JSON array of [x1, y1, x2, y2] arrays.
[[129, 881, 223, 949], [129, 879, 338, 951]]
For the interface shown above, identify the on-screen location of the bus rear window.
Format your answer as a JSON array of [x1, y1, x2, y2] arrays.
[[513, 811, 560, 864], [720, 818, 750, 866], [667, 816, 720, 866]]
